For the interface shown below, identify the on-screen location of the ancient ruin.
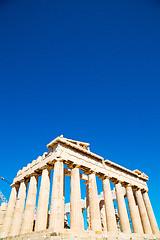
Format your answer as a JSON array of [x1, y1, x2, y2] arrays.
[[0, 136, 159, 240]]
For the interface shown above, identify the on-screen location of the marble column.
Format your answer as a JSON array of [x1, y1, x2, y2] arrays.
[[49, 160, 64, 232], [1, 185, 18, 237], [35, 166, 51, 231], [86, 182, 90, 230], [142, 190, 159, 235], [125, 184, 143, 234], [70, 166, 84, 231], [102, 177, 117, 233], [0, 202, 8, 231], [134, 188, 152, 234], [100, 204, 107, 231], [9, 180, 28, 236], [115, 181, 131, 233], [21, 173, 38, 234], [88, 172, 102, 231]]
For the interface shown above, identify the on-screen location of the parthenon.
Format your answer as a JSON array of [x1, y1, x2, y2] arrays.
[[0, 136, 159, 240]]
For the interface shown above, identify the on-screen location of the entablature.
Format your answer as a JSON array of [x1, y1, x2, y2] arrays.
[[12, 137, 148, 191]]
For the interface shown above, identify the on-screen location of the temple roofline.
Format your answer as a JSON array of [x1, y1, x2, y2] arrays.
[[47, 136, 148, 181], [47, 135, 103, 162]]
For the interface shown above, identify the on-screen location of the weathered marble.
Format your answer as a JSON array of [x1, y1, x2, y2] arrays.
[[0, 136, 159, 240]]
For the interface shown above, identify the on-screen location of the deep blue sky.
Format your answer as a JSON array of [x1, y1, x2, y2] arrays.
[[0, 0, 160, 229]]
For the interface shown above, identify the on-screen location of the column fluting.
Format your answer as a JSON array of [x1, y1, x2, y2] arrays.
[[9, 180, 28, 236], [125, 184, 143, 234], [86, 182, 90, 230], [142, 190, 159, 235], [102, 177, 117, 233], [49, 160, 64, 232], [0, 202, 8, 232], [70, 166, 84, 230], [100, 204, 107, 231], [35, 166, 51, 231], [88, 172, 102, 231], [134, 188, 152, 234], [21, 173, 38, 234], [1, 185, 18, 237], [115, 181, 131, 233]]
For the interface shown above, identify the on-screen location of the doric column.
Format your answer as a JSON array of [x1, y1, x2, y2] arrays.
[[70, 165, 84, 231], [21, 173, 38, 234], [100, 205, 107, 231], [142, 190, 159, 235], [1, 185, 18, 237], [102, 177, 117, 233], [88, 172, 102, 231], [0, 202, 8, 231], [9, 180, 28, 236], [134, 188, 152, 234], [35, 166, 51, 231], [49, 160, 64, 232], [125, 184, 143, 234], [115, 181, 131, 233], [86, 182, 90, 230]]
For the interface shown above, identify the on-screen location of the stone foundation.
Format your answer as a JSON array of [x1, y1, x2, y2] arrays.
[[1, 229, 160, 240]]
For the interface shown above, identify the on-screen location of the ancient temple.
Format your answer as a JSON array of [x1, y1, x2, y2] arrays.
[[0, 136, 159, 240]]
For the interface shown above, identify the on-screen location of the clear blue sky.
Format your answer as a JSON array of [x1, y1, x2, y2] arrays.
[[0, 0, 160, 229]]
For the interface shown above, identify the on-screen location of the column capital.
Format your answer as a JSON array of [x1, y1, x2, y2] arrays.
[[55, 157, 64, 162], [29, 172, 39, 179], [24, 178, 30, 184], [10, 182, 19, 188], [68, 163, 80, 169], [84, 169, 94, 175], [132, 185, 140, 191], [121, 181, 131, 188], [41, 164, 52, 171], [132, 186, 147, 193], [99, 175, 106, 180], [99, 174, 110, 180], [110, 177, 119, 184], [141, 188, 148, 193], [18, 178, 29, 185]]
